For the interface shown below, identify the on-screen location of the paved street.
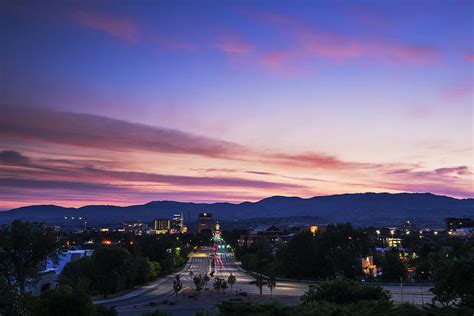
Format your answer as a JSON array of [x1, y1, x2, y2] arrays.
[[98, 247, 434, 315]]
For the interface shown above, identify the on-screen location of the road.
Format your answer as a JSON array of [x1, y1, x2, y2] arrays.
[[98, 247, 433, 314]]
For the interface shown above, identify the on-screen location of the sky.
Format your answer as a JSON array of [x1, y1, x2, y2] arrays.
[[0, 0, 473, 210]]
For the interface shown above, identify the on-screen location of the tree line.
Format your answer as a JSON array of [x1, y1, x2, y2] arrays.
[[0, 220, 191, 315], [234, 223, 474, 308]]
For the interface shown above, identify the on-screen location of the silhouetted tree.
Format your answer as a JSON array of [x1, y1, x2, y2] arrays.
[[173, 274, 182, 302], [268, 276, 276, 299], [380, 248, 407, 282], [0, 220, 60, 293], [227, 273, 236, 293]]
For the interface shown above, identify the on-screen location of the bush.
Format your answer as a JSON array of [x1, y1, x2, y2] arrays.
[[0, 277, 26, 315], [301, 279, 390, 305], [141, 311, 172, 316], [218, 301, 290, 316], [30, 285, 96, 316]]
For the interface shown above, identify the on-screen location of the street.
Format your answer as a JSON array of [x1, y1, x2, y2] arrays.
[[97, 247, 434, 315]]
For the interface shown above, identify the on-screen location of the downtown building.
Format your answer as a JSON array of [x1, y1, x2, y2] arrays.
[[196, 212, 214, 233]]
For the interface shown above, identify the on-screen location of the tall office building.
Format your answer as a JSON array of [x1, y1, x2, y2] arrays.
[[197, 212, 214, 233], [154, 219, 171, 234], [171, 213, 184, 233]]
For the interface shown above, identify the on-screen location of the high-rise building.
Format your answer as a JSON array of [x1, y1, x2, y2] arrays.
[[197, 212, 213, 233], [154, 219, 171, 234], [171, 213, 184, 234]]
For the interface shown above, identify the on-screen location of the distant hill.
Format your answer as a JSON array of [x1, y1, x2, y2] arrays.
[[0, 193, 473, 227]]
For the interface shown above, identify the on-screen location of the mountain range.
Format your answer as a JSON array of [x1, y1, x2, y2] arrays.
[[1, 193, 473, 227]]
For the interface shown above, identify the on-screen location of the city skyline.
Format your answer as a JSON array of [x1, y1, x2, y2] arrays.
[[1, 1, 473, 210]]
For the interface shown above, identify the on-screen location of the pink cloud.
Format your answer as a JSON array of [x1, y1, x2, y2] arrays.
[[301, 32, 438, 65], [260, 51, 305, 76], [71, 9, 139, 44], [215, 29, 253, 54], [0, 105, 246, 159], [262, 51, 289, 67], [380, 165, 473, 198], [465, 53, 474, 63], [434, 166, 471, 176], [267, 152, 380, 170], [252, 11, 439, 66], [444, 81, 474, 100]]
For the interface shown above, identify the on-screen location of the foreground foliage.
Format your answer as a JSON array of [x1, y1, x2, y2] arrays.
[[60, 246, 160, 298], [0, 220, 60, 293]]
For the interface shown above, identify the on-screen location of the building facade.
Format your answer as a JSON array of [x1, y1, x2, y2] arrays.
[[197, 212, 214, 233], [154, 219, 171, 234]]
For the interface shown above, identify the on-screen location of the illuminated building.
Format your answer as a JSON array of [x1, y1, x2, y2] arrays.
[[238, 225, 293, 247], [123, 221, 148, 234], [154, 219, 171, 234], [402, 220, 416, 232], [361, 256, 377, 278], [300, 225, 327, 235], [386, 237, 402, 248], [450, 227, 473, 237], [197, 212, 214, 233], [445, 217, 473, 236], [171, 213, 184, 233]]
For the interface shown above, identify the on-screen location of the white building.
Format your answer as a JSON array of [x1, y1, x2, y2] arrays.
[[25, 250, 93, 296]]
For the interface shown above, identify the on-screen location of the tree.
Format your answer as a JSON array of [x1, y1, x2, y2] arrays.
[[0, 220, 60, 293], [274, 224, 374, 280], [301, 279, 390, 305], [431, 255, 474, 307], [193, 274, 204, 295], [138, 235, 176, 274], [173, 274, 182, 302], [255, 275, 264, 296], [214, 277, 223, 296], [268, 276, 276, 299], [0, 276, 25, 315], [93, 247, 132, 298], [221, 280, 228, 295], [227, 273, 236, 293], [130, 256, 158, 285], [380, 248, 407, 282], [59, 256, 96, 296], [31, 285, 97, 316], [203, 273, 210, 288]]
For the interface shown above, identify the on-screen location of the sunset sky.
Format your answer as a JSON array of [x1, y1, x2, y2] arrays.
[[0, 1, 473, 210]]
